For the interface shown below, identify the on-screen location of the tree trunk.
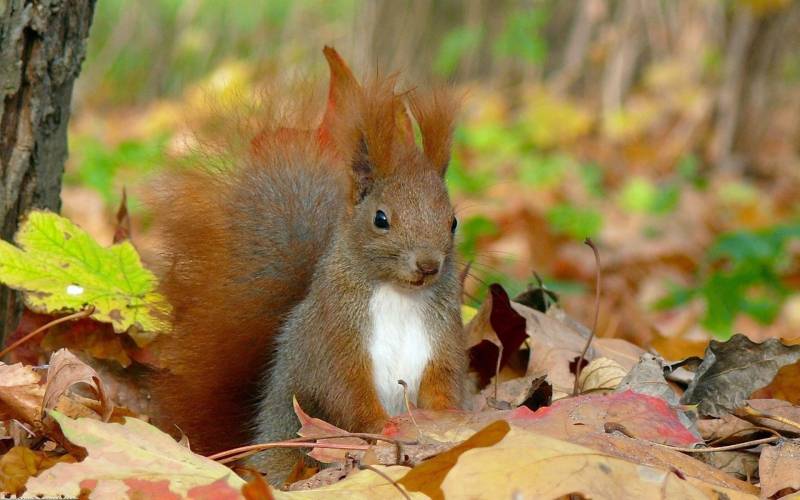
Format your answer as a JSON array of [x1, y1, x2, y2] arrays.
[[0, 0, 96, 346]]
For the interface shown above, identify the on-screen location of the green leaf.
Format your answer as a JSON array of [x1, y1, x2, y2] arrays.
[[0, 211, 169, 346]]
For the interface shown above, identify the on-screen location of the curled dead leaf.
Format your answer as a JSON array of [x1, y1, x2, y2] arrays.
[[42, 349, 113, 422], [578, 357, 626, 393]]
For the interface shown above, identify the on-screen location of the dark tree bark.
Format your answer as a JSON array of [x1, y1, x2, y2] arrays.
[[0, 0, 96, 346]]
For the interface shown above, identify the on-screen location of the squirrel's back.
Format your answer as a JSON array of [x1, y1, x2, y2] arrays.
[[149, 141, 348, 453]]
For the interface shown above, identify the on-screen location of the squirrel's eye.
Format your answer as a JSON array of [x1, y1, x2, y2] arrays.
[[374, 210, 389, 229], [451, 217, 458, 233]]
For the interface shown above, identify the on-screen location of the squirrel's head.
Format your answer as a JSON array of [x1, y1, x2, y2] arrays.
[[324, 52, 459, 290], [348, 156, 456, 290]]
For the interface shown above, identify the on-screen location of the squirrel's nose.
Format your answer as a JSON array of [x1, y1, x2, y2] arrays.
[[416, 259, 440, 276]]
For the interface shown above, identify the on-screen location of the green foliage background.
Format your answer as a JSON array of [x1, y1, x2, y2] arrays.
[[66, 0, 800, 341]]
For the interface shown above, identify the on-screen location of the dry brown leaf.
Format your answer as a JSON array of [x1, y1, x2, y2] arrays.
[[277, 465, 416, 499], [42, 349, 113, 422], [650, 331, 709, 361], [759, 439, 800, 498], [398, 421, 755, 500], [515, 304, 642, 395], [734, 399, 800, 436], [0, 363, 44, 425], [694, 451, 759, 482], [751, 361, 800, 405], [472, 373, 552, 411], [570, 432, 758, 494], [293, 397, 366, 463], [25, 411, 245, 498], [0, 446, 74, 496], [41, 322, 132, 368], [397, 420, 509, 499], [383, 407, 507, 443], [696, 414, 755, 442], [578, 357, 626, 393]]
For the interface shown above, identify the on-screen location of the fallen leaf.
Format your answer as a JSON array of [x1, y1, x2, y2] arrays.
[[42, 317, 132, 367], [382, 408, 507, 444], [733, 399, 800, 436], [0, 446, 75, 496], [616, 352, 696, 440], [513, 390, 702, 447], [277, 465, 416, 499], [0, 210, 170, 346], [42, 349, 113, 422], [473, 374, 552, 411], [759, 439, 800, 498], [0, 363, 44, 425], [513, 285, 558, 312], [24, 411, 245, 498], [515, 303, 642, 395], [650, 332, 709, 361], [751, 361, 800, 405], [570, 431, 757, 494], [293, 397, 366, 463], [467, 284, 528, 387], [404, 421, 754, 500], [696, 414, 755, 442], [578, 357, 626, 393], [397, 420, 510, 500], [681, 334, 800, 417], [693, 451, 758, 482]]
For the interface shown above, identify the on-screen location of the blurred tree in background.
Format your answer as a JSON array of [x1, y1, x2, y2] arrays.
[[63, 0, 800, 348]]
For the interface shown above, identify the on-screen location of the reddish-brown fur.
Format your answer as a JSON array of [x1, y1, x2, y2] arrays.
[[147, 47, 464, 461]]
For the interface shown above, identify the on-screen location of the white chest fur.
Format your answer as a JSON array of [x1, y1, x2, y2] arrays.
[[368, 284, 433, 416]]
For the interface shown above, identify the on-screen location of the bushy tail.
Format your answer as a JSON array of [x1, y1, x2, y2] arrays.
[[146, 48, 358, 453]]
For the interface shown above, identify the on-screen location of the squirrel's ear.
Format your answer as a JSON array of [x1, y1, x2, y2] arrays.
[[318, 47, 360, 149], [409, 90, 459, 176], [349, 136, 374, 204]]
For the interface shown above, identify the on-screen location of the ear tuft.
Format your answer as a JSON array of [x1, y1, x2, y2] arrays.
[[409, 89, 460, 176]]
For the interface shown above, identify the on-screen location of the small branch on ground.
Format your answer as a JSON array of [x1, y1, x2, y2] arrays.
[[738, 404, 800, 433], [398, 379, 422, 444], [654, 436, 779, 453], [573, 238, 601, 396], [0, 305, 96, 359], [359, 463, 411, 500]]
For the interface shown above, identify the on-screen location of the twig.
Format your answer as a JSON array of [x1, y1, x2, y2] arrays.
[[738, 404, 800, 433], [493, 342, 503, 401], [573, 238, 601, 396], [210, 432, 415, 464], [533, 271, 550, 310], [210, 440, 370, 464], [0, 305, 96, 359], [359, 463, 411, 500], [654, 436, 779, 453], [398, 379, 422, 444], [708, 425, 782, 446]]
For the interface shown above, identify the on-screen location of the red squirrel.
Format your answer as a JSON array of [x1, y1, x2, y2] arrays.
[[147, 47, 466, 482]]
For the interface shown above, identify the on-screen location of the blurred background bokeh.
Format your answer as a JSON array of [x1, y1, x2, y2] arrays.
[[64, 0, 800, 357]]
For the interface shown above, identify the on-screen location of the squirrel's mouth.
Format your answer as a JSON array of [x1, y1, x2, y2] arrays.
[[398, 274, 434, 288], [408, 277, 425, 287]]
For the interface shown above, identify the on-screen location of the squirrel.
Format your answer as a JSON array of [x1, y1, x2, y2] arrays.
[[146, 47, 466, 483]]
